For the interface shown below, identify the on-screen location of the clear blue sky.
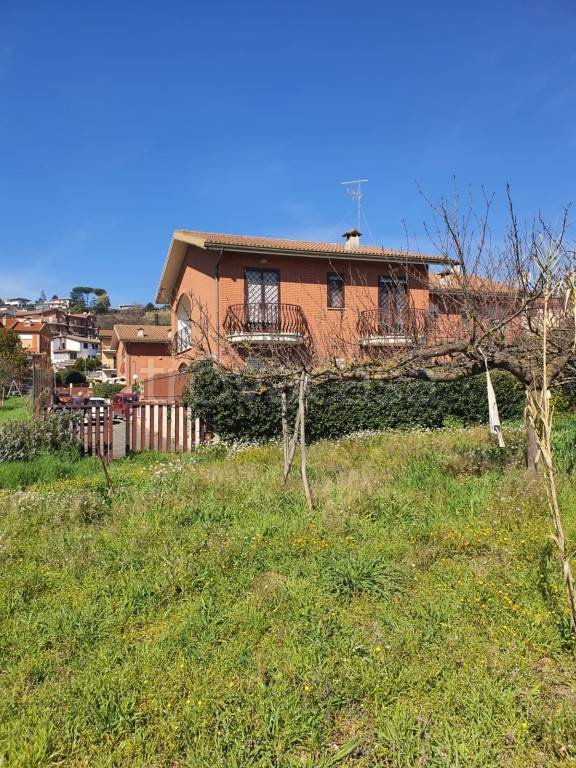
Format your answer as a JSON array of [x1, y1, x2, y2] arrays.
[[1, 1, 575, 306]]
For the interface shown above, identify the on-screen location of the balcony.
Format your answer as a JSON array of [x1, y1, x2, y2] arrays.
[[358, 307, 472, 347], [357, 306, 427, 346], [224, 303, 308, 345], [174, 325, 192, 354]]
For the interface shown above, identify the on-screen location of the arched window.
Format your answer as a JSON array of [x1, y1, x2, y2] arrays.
[[175, 295, 191, 353]]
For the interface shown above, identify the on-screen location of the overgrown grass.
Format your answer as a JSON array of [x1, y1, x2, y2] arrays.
[[0, 395, 30, 424], [2, 423, 576, 766]]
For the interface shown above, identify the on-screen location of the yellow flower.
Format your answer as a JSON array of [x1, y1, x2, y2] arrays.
[[374, 645, 382, 653], [303, 685, 310, 693], [521, 722, 528, 730]]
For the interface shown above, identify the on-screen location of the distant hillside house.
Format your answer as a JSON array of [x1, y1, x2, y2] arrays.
[[15, 308, 96, 338], [4, 318, 52, 357], [110, 325, 176, 384], [51, 334, 101, 367]]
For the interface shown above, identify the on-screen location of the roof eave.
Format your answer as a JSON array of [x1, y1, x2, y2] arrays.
[[203, 241, 454, 265]]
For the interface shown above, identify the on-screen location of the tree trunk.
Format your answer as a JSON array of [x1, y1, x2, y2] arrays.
[[298, 371, 313, 510], [525, 387, 541, 481], [281, 387, 289, 478], [283, 404, 301, 484]]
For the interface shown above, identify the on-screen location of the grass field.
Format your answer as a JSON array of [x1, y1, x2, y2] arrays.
[[2, 423, 576, 766], [0, 395, 30, 425]]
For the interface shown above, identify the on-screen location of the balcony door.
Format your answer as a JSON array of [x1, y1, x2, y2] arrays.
[[245, 268, 280, 329], [379, 277, 407, 332]]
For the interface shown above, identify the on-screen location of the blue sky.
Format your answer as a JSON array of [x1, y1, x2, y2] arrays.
[[1, 0, 575, 305]]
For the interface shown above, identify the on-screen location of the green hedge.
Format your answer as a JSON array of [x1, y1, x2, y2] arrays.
[[92, 382, 125, 398], [183, 362, 527, 442]]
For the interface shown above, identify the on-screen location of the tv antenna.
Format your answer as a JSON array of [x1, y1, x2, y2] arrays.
[[341, 178, 368, 230]]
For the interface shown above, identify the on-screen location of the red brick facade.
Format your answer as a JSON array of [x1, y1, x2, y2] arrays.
[[171, 244, 431, 363]]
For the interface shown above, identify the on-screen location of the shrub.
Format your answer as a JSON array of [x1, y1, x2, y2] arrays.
[[0, 412, 81, 462], [184, 362, 525, 442], [63, 370, 87, 385], [92, 383, 124, 398]]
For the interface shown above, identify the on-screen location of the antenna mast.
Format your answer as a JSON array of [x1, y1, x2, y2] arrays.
[[341, 178, 368, 230]]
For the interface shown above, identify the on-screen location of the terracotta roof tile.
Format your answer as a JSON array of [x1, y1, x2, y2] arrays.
[[177, 229, 452, 264], [112, 325, 172, 344], [429, 271, 514, 294]]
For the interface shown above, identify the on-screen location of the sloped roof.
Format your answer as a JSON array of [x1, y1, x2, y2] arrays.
[[111, 325, 171, 349], [5, 319, 51, 334], [429, 271, 515, 294], [156, 229, 455, 303]]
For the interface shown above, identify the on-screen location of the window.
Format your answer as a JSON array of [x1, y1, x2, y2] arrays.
[[83, 343, 88, 349], [327, 272, 344, 309]]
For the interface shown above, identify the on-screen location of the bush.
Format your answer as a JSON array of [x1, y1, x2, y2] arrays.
[[92, 382, 124, 398], [63, 370, 87, 385], [0, 412, 81, 462], [183, 362, 526, 442]]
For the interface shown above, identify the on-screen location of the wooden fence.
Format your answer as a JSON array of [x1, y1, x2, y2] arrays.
[[51, 402, 206, 460], [124, 403, 205, 455]]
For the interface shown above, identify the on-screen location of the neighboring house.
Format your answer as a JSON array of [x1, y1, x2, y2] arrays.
[[110, 325, 176, 384], [4, 297, 33, 309], [51, 335, 101, 367], [15, 309, 96, 338], [428, 270, 519, 341], [156, 228, 454, 369], [47, 297, 71, 310], [4, 318, 52, 357], [98, 329, 116, 369]]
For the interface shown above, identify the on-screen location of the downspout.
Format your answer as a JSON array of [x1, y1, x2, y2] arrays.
[[215, 247, 224, 362]]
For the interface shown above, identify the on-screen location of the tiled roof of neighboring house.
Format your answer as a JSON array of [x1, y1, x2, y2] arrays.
[[52, 334, 101, 344], [429, 271, 515, 294], [111, 325, 172, 349], [5, 319, 50, 334], [156, 228, 456, 303], [99, 329, 113, 339]]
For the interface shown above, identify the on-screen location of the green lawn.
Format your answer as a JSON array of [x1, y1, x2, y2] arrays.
[[1, 425, 576, 766], [0, 395, 30, 424]]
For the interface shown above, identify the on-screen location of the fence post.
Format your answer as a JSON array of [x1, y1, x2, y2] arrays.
[[95, 407, 101, 455], [107, 405, 114, 460], [131, 404, 137, 454], [140, 405, 146, 453], [86, 409, 93, 456], [148, 405, 155, 451], [195, 416, 201, 448], [174, 405, 180, 453], [158, 404, 164, 452], [125, 405, 131, 456], [183, 407, 188, 453]]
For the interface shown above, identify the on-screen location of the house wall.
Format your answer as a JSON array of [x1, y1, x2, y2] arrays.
[[116, 340, 178, 383], [171, 244, 430, 361]]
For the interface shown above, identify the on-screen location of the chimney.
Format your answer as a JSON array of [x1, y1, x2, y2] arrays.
[[343, 228, 362, 251], [137, 327, 144, 337]]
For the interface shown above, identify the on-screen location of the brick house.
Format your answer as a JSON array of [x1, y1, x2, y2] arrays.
[[15, 308, 96, 338], [110, 325, 177, 385], [156, 229, 455, 369], [4, 318, 52, 357]]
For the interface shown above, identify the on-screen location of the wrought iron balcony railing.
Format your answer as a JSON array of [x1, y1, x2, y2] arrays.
[[357, 306, 425, 345], [224, 303, 309, 343], [173, 325, 192, 354], [358, 307, 471, 346]]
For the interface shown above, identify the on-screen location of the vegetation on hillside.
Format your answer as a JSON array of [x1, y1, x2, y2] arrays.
[[2, 423, 576, 765]]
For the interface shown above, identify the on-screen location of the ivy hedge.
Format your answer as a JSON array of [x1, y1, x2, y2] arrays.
[[182, 362, 527, 442]]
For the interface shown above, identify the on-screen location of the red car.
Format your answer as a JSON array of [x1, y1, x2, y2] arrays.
[[111, 392, 139, 418]]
